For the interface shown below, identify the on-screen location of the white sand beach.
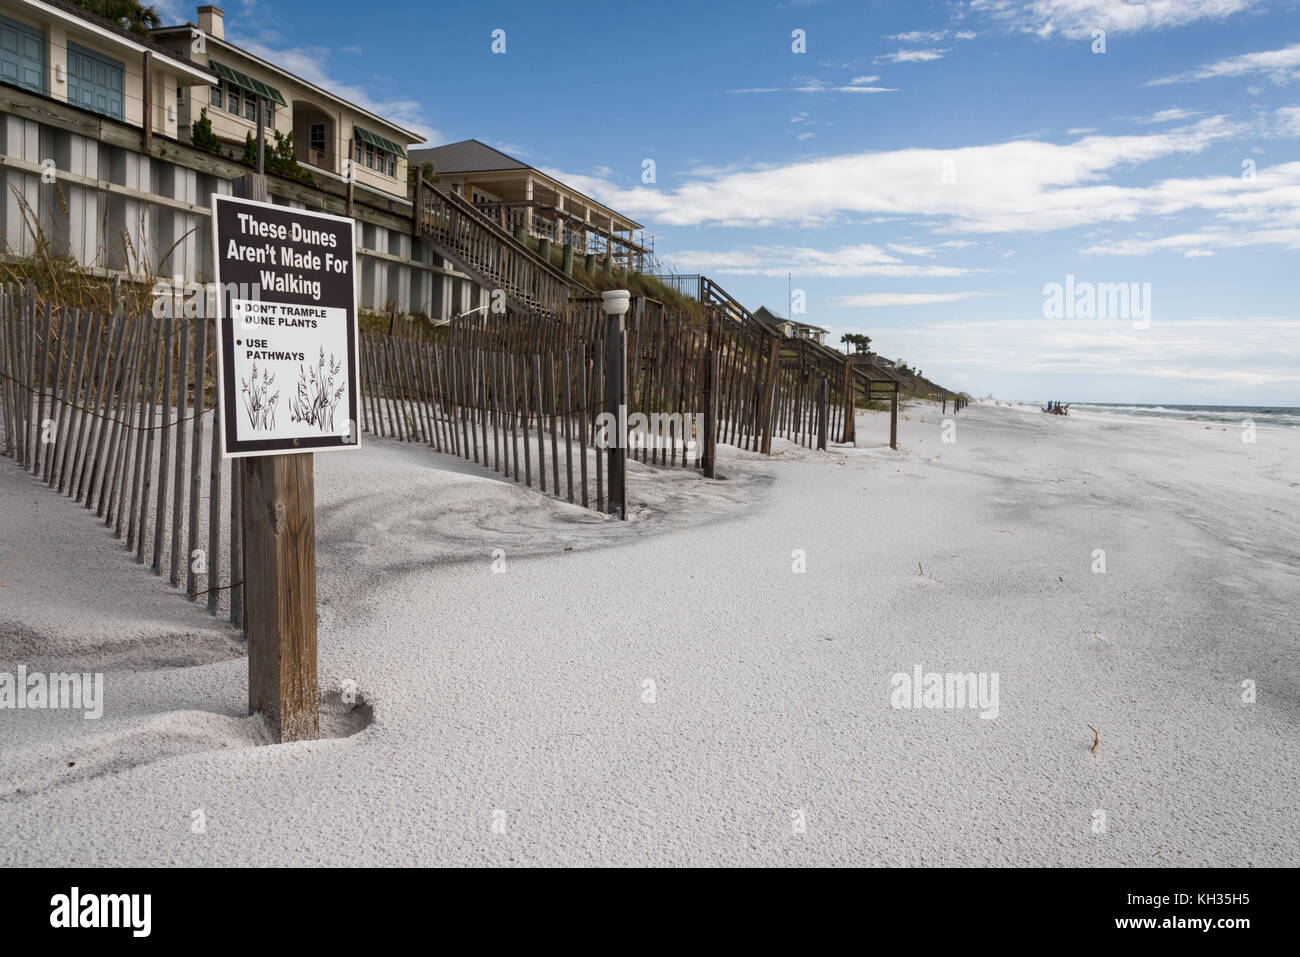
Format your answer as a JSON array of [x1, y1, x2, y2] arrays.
[[1, 401, 1297, 866]]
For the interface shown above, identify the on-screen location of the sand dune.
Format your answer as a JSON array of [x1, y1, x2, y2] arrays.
[[1, 401, 1296, 866]]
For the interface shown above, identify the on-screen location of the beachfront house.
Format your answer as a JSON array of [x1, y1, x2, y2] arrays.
[[151, 6, 421, 201], [0, 0, 217, 267], [0, 0, 507, 318], [753, 306, 829, 345], [409, 139, 651, 271]]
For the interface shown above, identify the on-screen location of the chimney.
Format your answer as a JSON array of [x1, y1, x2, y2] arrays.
[[197, 5, 224, 40]]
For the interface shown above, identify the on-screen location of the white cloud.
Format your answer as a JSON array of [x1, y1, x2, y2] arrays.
[[1134, 107, 1202, 123], [887, 30, 949, 42], [550, 117, 1248, 233], [830, 291, 996, 307], [876, 318, 1300, 391], [727, 80, 897, 94], [849, 75, 881, 84], [664, 243, 982, 278], [1277, 106, 1300, 136], [1148, 41, 1300, 86], [1082, 226, 1300, 257], [887, 243, 938, 257], [971, 0, 1258, 40], [875, 48, 949, 64]]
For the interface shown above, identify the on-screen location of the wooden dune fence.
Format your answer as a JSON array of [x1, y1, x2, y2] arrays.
[[359, 297, 713, 513], [0, 282, 878, 631], [0, 283, 247, 628], [773, 339, 853, 450]]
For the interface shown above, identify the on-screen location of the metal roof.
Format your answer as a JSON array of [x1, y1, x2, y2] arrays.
[[409, 139, 529, 173], [753, 306, 828, 334], [409, 139, 644, 229]]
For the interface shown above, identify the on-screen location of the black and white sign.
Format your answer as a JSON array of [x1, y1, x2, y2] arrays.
[[212, 194, 361, 457]]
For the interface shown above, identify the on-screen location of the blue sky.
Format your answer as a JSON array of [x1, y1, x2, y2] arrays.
[[164, 0, 1299, 404]]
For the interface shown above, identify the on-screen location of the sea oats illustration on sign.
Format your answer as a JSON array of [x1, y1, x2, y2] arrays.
[[289, 347, 347, 432], [240, 361, 279, 431]]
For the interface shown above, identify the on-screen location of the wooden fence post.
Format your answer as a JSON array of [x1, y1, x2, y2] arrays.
[[235, 173, 319, 742], [602, 291, 629, 519], [817, 376, 829, 451], [760, 334, 780, 455], [703, 349, 719, 479], [890, 387, 899, 450], [842, 359, 856, 446]]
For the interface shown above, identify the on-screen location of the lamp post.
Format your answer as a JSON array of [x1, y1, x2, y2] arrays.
[[602, 290, 629, 519]]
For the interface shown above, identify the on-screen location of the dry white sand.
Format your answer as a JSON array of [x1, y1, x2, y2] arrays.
[[1, 400, 1297, 865]]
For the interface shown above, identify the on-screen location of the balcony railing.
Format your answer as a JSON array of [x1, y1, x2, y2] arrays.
[[414, 180, 580, 317], [297, 145, 335, 172]]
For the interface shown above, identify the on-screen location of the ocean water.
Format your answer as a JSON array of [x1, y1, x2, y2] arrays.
[[1067, 403, 1300, 429]]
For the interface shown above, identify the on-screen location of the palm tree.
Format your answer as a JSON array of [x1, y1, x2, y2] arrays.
[[74, 0, 162, 37], [840, 333, 873, 355]]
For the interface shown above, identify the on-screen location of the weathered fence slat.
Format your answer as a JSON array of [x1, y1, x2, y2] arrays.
[[152, 319, 174, 574], [186, 316, 207, 598], [169, 321, 190, 587]]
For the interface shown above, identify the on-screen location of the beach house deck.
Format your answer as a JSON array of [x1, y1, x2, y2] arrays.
[[409, 139, 652, 272]]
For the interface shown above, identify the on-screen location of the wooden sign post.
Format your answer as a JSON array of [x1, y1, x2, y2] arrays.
[[602, 290, 629, 519], [243, 451, 317, 740], [215, 175, 361, 742]]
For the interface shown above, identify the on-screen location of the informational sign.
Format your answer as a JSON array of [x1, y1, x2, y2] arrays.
[[212, 194, 360, 457]]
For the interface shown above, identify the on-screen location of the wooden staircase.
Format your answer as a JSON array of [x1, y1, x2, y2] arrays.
[[411, 177, 590, 318]]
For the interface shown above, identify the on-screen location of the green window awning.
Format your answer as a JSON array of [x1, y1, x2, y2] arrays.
[[354, 125, 405, 157], [209, 59, 286, 107]]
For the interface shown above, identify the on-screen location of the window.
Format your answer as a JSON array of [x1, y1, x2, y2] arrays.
[[352, 128, 402, 176], [0, 14, 46, 95], [309, 122, 326, 152], [66, 42, 124, 120], [244, 95, 256, 122], [210, 83, 222, 108], [226, 85, 240, 115]]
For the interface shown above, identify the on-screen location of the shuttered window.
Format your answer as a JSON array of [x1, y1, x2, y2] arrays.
[[66, 42, 124, 120], [0, 14, 46, 95]]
